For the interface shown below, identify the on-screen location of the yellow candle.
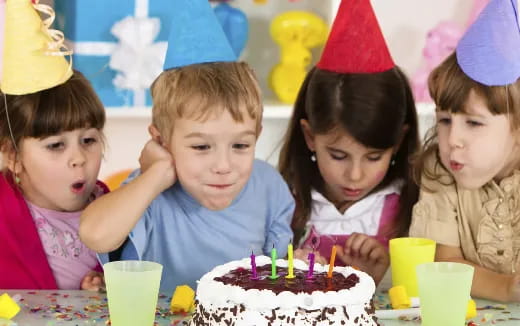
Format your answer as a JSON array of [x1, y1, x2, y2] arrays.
[[286, 243, 295, 279], [327, 245, 337, 278]]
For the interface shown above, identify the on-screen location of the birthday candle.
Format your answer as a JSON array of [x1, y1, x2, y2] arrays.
[[250, 251, 258, 279], [307, 252, 315, 279], [286, 242, 295, 279], [270, 245, 278, 279], [327, 245, 337, 278]]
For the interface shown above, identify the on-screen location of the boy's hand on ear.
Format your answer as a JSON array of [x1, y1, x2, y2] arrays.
[[139, 139, 177, 190], [80, 270, 105, 292], [336, 233, 389, 285]]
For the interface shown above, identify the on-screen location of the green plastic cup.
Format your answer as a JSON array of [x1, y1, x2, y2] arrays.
[[417, 262, 474, 326], [389, 237, 436, 297], [104, 260, 163, 326]]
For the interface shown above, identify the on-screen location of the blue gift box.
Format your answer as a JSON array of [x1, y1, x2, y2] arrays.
[[54, 0, 175, 107]]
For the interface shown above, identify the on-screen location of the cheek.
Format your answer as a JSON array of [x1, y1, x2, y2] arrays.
[[317, 159, 342, 183], [373, 170, 387, 184]]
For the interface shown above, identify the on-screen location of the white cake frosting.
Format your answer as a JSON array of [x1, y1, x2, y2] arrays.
[[190, 256, 378, 326]]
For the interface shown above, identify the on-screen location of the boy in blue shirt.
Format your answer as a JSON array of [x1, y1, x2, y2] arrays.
[[79, 0, 294, 292]]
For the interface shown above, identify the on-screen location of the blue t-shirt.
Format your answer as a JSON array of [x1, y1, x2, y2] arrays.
[[100, 160, 294, 292]]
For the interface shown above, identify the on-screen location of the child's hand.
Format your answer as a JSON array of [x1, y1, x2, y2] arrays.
[[294, 248, 328, 265], [336, 233, 389, 285], [508, 274, 520, 302], [139, 139, 176, 189], [80, 270, 105, 292]]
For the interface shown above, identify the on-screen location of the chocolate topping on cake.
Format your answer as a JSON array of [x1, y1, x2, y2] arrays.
[[214, 265, 360, 294]]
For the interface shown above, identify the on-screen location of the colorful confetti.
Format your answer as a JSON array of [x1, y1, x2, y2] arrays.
[[5, 291, 191, 325]]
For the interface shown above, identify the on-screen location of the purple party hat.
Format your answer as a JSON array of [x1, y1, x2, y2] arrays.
[[456, 0, 520, 86]]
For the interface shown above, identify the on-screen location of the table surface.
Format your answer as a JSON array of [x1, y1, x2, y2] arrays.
[[1, 290, 519, 326]]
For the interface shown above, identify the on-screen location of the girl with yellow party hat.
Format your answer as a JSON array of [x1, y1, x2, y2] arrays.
[[0, 0, 108, 290]]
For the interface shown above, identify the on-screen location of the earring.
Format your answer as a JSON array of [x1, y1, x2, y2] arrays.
[[14, 174, 20, 184], [391, 157, 396, 166], [310, 153, 316, 162]]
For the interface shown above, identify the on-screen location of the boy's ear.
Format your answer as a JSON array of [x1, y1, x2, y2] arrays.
[[148, 125, 163, 145], [393, 124, 410, 155], [300, 119, 315, 152]]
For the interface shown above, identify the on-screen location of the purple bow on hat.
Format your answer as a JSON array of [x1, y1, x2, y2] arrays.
[[456, 0, 520, 86]]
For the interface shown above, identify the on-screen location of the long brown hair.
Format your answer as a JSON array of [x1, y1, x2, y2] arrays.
[[279, 66, 420, 243], [0, 70, 105, 170], [415, 53, 520, 187]]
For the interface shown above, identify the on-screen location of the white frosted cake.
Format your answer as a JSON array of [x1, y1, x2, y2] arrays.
[[190, 256, 377, 326]]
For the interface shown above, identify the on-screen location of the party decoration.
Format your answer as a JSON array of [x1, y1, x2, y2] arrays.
[[54, 0, 176, 107], [213, 2, 248, 57], [317, 0, 394, 73], [456, 0, 520, 86], [0, 0, 6, 81], [269, 11, 328, 104], [411, 21, 463, 102], [1, 0, 72, 95]]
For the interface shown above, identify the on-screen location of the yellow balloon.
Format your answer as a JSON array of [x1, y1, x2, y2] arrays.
[[269, 11, 328, 104], [270, 11, 329, 48]]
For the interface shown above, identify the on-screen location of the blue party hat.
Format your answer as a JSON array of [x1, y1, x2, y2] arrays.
[[456, 0, 520, 86], [163, 0, 236, 70]]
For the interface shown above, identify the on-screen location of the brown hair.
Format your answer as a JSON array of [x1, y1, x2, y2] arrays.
[[0, 70, 105, 158], [150, 62, 262, 140], [415, 53, 520, 186], [279, 66, 420, 243]]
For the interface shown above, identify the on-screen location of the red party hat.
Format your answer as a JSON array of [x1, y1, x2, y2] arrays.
[[317, 0, 394, 73]]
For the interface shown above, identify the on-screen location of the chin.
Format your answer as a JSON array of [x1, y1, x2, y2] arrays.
[[204, 203, 232, 211], [201, 198, 233, 211]]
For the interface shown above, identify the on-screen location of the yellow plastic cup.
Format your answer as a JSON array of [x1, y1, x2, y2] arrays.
[[389, 237, 436, 297], [104, 260, 163, 326], [417, 262, 474, 326]]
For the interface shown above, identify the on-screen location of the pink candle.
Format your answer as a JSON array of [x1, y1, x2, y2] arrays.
[[250, 251, 258, 279], [307, 252, 315, 279]]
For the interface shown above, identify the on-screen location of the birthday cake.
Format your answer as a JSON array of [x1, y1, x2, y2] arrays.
[[189, 256, 377, 325]]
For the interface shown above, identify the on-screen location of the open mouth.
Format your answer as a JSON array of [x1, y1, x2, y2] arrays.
[[450, 160, 464, 171], [71, 181, 86, 194]]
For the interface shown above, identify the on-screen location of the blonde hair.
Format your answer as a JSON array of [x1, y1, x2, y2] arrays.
[[415, 53, 520, 184], [151, 62, 262, 140]]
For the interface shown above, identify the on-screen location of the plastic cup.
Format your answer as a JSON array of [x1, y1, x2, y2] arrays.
[[104, 260, 163, 326], [389, 237, 436, 296], [417, 262, 474, 326]]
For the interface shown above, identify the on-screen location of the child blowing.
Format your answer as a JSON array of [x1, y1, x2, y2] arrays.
[[80, 0, 294, 292], [410, 0, 520, 302], [0, 0, 107, 290], [278, 0, 420, 285]]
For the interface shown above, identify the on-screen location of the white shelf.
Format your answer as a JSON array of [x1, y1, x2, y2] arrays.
[[106, 102, 434, 120], [105, 102, 294, 120]]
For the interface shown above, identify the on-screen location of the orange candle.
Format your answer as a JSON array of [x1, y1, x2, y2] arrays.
[[327, 245, 337, 278]]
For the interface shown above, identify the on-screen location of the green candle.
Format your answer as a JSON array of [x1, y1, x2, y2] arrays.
[[270, 245, 278, 279]]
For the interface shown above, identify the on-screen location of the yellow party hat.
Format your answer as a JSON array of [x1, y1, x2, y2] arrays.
[[1, 0, 72, 95]]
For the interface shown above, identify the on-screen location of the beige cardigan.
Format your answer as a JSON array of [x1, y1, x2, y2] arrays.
[[410, 152, 520, 274]]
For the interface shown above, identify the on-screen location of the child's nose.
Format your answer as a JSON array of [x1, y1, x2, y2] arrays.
[[69, 149, 86, 168], [346, 162, 363, 181], [447, 126, 465, 149], [212, 151, 232, 174]]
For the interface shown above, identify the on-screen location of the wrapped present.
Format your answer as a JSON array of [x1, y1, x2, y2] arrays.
[[54, 0, 173, 107]]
